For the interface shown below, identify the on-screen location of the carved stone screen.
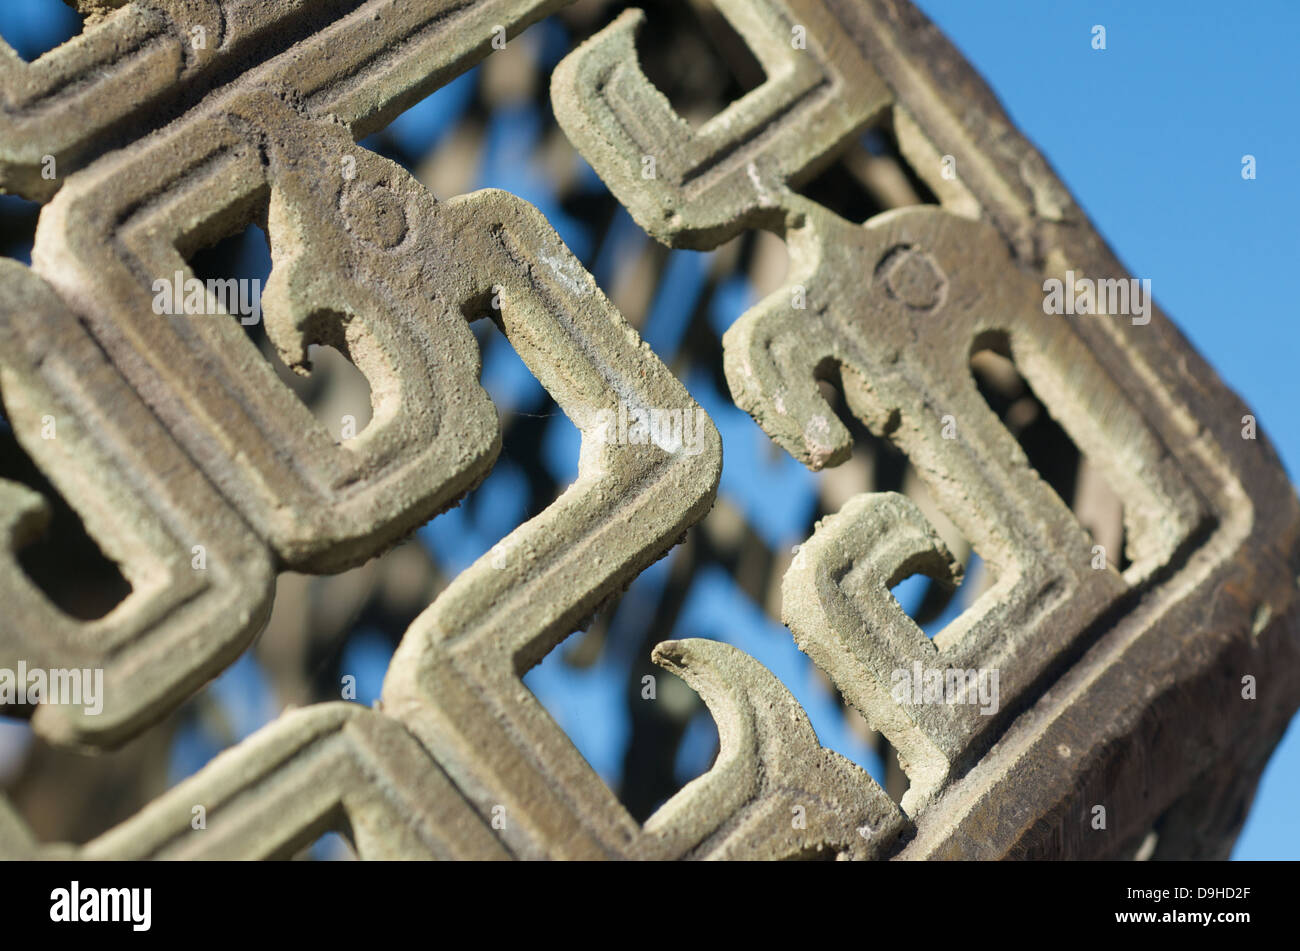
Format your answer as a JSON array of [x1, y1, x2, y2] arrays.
[[0, 0, 1297, 862]]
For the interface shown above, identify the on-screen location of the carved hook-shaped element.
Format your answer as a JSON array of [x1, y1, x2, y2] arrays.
[[720, 208, 854, 468], [647, 637, 908, 859], [380, 186, 723, 860]]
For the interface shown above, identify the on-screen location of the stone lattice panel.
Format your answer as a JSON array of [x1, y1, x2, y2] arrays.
[[551, 0, 1300, 858], [0, 0, 1296, 860]]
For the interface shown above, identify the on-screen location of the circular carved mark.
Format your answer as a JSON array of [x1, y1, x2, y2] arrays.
[[340, 180, 409, 249], [876, 244, 947, 311]]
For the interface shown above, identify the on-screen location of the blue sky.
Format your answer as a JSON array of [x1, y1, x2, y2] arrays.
[[911, 0, 1300, 859]]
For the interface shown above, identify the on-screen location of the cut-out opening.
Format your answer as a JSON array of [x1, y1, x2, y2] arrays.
[[0, 194, 41, 264], [881, 741, 912, 814], [624, 677, 717, 823], [256, 542, 439, 709], [7, 648, 316, 850], [521, 626, 717, 824], [416, 310, 574, 577], [5, 678, 210, 846], [794, 115, 940, 224], [187, 223, 375, 443], [672, 705, 720, 790], [0, 0, 82, 62], [719, 227, 789, 304], [3, 605, 278, 850], [333, 628, 395, 709], [0, 719, 33, 787], [634, 0, 765, 127], [890, 570, 956, 635], [813, 366, 994, 635], [495, 545, 733, 826], [884, 499, 988, 638], [0, 392, 133, 621], [467, 310, 582, 492], [812, 374, 907, 500], [304, 343, 374, 443], [971, 337, 1129, 572], [295, 829, 358, 861]]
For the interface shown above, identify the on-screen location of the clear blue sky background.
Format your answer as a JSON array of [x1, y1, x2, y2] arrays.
[[910, 0, 1300, 859]]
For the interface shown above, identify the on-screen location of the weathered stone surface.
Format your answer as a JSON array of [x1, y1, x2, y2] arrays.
[[0, 258, 274, 749], [553, 0, 1300, 858], [2, 0, 896, 861], [0, 0, 1296, 860], [80, 704, 509, 860]]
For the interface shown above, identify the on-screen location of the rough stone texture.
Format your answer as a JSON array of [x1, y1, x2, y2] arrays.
[[551, 0, 1300, 858], [0, 0, 902, 861], [0, 0, 1296, 860], [0, 258, 274, 748]]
